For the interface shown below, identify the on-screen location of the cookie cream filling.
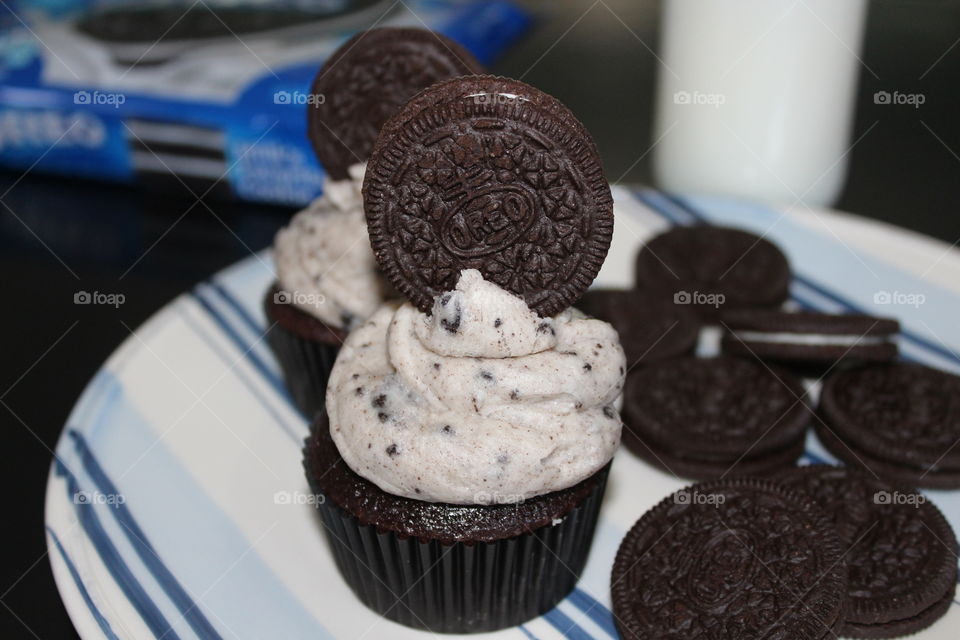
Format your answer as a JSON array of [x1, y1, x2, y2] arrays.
[[273, 163, 389, 330], [326, 269, 626, 504], [732, 331, 890, 346]]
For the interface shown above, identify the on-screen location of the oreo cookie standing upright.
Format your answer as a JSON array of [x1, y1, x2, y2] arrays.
[[363, 75, 614, 317], [308, 27, 483, 180], [776, 465, 958, 638], [635, 225, 791, 317]]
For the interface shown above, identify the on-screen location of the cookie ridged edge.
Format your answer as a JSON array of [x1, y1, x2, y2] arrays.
[[362, 74, 613, 317]]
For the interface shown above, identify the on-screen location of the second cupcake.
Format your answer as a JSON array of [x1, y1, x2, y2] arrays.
[[265, 28, 483, 418]]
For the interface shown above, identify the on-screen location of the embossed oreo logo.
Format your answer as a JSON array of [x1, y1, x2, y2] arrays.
[[687, 529, 756, 609], [439, 185, 538, 258], [364, 76, 613, 316]]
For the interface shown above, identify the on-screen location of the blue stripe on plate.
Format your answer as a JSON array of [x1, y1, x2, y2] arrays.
[[190, 290, 290, 402], [54, 459, 181, 640], [74, 367, 333, 639], [194, 284, 279, 377], [519, 626, 541, 640], [69, 430, 223, 640], [568, 589, 617, 638], [208, 282, 267, 344], [543, 607, 596, 640], [178, 306, 304, 444], [633, 190, 686, 225], [47, 525, 121, 640]]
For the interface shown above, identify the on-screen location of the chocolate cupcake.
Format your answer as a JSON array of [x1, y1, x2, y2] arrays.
[[265, 28, 482, 418], [303, 75, 624, 632]]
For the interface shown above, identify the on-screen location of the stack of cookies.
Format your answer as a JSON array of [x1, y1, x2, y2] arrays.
[[613, 466, 958, 639], [602, 223, 910, 481], [816, 362, 960, 489]]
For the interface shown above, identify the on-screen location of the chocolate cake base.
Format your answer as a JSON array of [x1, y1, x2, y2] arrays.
[[264, 284, 346, 420], [303, 414, 610, 633]]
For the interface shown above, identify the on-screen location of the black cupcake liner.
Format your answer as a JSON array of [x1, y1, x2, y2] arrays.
[[265, 322, 340, 420], [310, 467, 609, 633]]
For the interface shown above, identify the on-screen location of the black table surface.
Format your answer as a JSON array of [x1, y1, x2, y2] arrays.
[[2, 1, 959, 637]]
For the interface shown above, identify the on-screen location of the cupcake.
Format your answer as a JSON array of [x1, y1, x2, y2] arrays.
[[265, 165, 388, 417], [306, 271, 625, 631], [265, 28, 482, 418], [304, 75, 621, 632]]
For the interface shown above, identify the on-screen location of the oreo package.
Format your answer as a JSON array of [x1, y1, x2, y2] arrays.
[[0, 0, 530, 205]]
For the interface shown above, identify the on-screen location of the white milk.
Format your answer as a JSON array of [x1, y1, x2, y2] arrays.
[[653, 0, 868, 207]]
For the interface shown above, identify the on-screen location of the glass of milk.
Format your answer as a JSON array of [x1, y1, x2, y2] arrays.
[[653, 0, 868, 207]]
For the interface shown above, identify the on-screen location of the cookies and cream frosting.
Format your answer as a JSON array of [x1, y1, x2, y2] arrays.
[[273, 163, 389, 330], [326, 269, 626, 504]]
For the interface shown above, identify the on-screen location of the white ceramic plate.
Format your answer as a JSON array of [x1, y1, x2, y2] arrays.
[[46, 186, 960, 639]]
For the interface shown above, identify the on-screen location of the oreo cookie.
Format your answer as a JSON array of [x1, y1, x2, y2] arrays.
[[816, 363, 960, 489], [308, 28, 483, 180], [634, 225, 791, 316], [363, 75, 614, 317], [775, 465, 958, 638], [621, 356, 810, 480], [577, 289, 701, 366], [611, 477, 847, 640], [721, 309, 900, 370]]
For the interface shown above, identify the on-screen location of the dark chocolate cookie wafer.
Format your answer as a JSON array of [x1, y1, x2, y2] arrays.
[[612, 477, 847, 640], [622, 356, 811, 479], [308, 28, 483, 180], [363, 75, 614, 316], [774, 465, 875, 544], [775, 465, 958, 638], [814, 422, 960, 490], [818, 363, 960, 488], [635, 225, 791, 316], [624, 428, 805, 481], [721, 310, 900, 369], [842, 586, 956, 639], [577, 289, 701, 365]]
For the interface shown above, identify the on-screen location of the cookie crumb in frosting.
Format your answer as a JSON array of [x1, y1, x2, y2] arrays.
[[440, 312, 461, 333]]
